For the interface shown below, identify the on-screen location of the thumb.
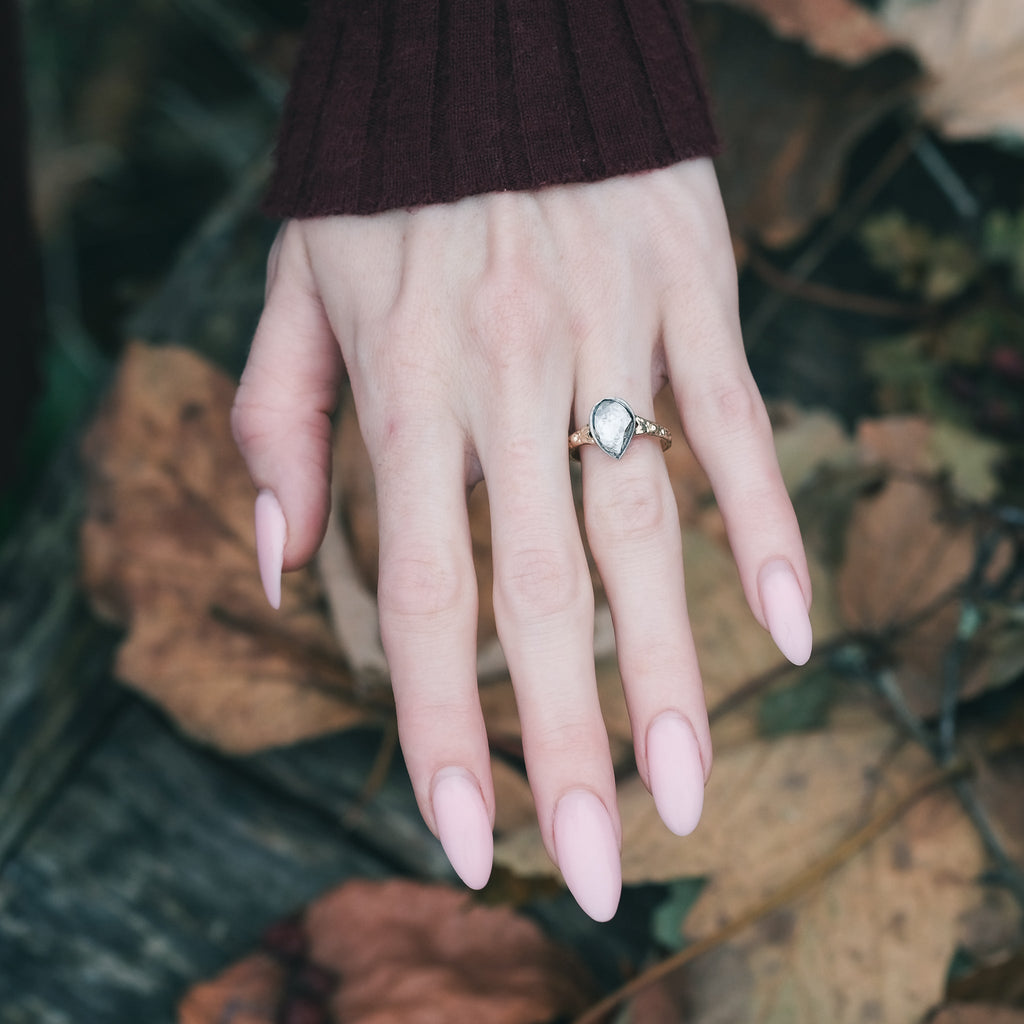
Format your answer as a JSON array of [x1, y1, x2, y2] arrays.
[[232, 225, 343, 608]]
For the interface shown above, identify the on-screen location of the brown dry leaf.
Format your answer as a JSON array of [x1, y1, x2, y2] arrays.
[[929, 1008, 1024, 1024], [498, 718, 1005, 1023], [837, 418, 1013, 716], [856, 415, 1004, 502], [837, 475, 976, 716], [770, 402, 858, 494], [179, 879, 595, 1024], [490, 756, 537, 836], [699, 0, 895, 64], [179, 954, 284, 1024], [680, 752, 991, 1024], [693, 3, 919, 247], [882, 0, 1024, 142], [82, 343, 370, 753], [948, 949, 1024, 1006], [684, 528, 842, 713], [497, 718, 905, 892]]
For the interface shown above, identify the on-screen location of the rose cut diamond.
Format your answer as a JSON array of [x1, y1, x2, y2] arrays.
[[590, 398, 636, 459]]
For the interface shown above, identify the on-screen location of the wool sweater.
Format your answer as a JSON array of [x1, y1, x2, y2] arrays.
[[265, 0, 718, 217]]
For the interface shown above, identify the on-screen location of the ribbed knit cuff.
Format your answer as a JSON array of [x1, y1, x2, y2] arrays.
[[265, 0, 719, 217]]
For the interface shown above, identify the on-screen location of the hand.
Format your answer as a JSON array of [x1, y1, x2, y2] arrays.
[[232, 158, 812, 921]]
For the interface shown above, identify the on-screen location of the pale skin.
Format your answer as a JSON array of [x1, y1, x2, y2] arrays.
[[232, 157, 813, 922]]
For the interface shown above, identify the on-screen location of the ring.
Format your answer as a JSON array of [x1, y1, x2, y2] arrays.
[[569, 398, 672, 461]]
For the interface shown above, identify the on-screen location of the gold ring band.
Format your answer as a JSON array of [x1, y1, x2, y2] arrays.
[[569, 398, 672, 461]]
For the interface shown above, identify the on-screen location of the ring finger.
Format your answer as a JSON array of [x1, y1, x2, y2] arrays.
[[576, 369, 711, 839]]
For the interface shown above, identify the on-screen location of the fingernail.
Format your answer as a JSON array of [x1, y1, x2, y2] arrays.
[[647, 713, 706, 837], [759, 559, 812, 666], [254, 490, 285, 610], [553, 789, 621, 922], [432, 769, 493, 891]]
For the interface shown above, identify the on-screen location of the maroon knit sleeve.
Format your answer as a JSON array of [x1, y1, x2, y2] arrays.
[[264, 0, 719, 218]]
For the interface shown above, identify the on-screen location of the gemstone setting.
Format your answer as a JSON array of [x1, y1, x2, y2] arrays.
[[590, 398, 636, 459]]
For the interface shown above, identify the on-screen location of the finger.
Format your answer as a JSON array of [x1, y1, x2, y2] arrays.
[[370, 406, 494, 891], [481, 420, 621, 922], [577, 386, 711, 839], [232, 225, 343, 607], [664, 293, 812, 666]]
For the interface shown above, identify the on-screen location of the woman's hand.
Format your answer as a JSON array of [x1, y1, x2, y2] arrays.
[[232, 158, 812, 921]]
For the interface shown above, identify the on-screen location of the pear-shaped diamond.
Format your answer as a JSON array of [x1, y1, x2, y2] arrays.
[[590, 398, 635, 459]]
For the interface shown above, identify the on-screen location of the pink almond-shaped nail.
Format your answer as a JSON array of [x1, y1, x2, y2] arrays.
[[759, 559, 813, 666], [647, 713, 706, 837], [553, 789, 621, 922], [254, 489, 286, 610], [432, 769, 493, 891]]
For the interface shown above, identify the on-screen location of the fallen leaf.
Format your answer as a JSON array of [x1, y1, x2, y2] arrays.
[[882, 0, 1024, 142], [623, 965, 691, 1023], [929, 1007, 1024, 1024], [769, 402, 858, 495], [683, 528, 843, 714], [699, 0, 895, 65], [694, 4, 919, 247], [680, 770, 988, 1024], [837, 419, 1014, 716], [179, 954, 284, 1024], [489, 755, 537, 836], [179, 879, 595, 1024], [497, 716, 1008, 1024], [972, 747, 1024, 866], [497, 719, 903, 893], [837, 475, 977, 716], [81, 343, 372, 753], [947, 948, 1024, 1006], [856, 415, 1004, 502]]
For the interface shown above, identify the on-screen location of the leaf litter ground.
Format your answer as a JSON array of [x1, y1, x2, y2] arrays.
[[19, 0, 1024, 1019]]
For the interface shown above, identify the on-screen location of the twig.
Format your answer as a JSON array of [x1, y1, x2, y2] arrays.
[[744, 123, 923, 347], [571, 763, 969, 1024], [864, 520, 1024, 913], [951, 776, 1024, 909], [745, 247, 935, 321]]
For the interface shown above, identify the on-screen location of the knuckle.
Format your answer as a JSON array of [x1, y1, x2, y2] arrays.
[[587, 476, 672, 543], [378, 553, 470, 623], [692, 377, 768, 439], [468, 266, 553, 360], [495, 545, 587, 621]]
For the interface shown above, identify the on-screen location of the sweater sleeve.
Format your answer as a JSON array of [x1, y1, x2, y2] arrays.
[[264, 0, 719, 218]]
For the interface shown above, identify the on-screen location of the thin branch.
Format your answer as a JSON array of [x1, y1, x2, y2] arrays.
[[745, 122, 923, 347], [746, 247, 936, 321]]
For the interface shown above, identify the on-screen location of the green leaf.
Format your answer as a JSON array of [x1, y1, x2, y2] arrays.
[[757, 668, 837, 737], [651, 878, 707, 952]]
